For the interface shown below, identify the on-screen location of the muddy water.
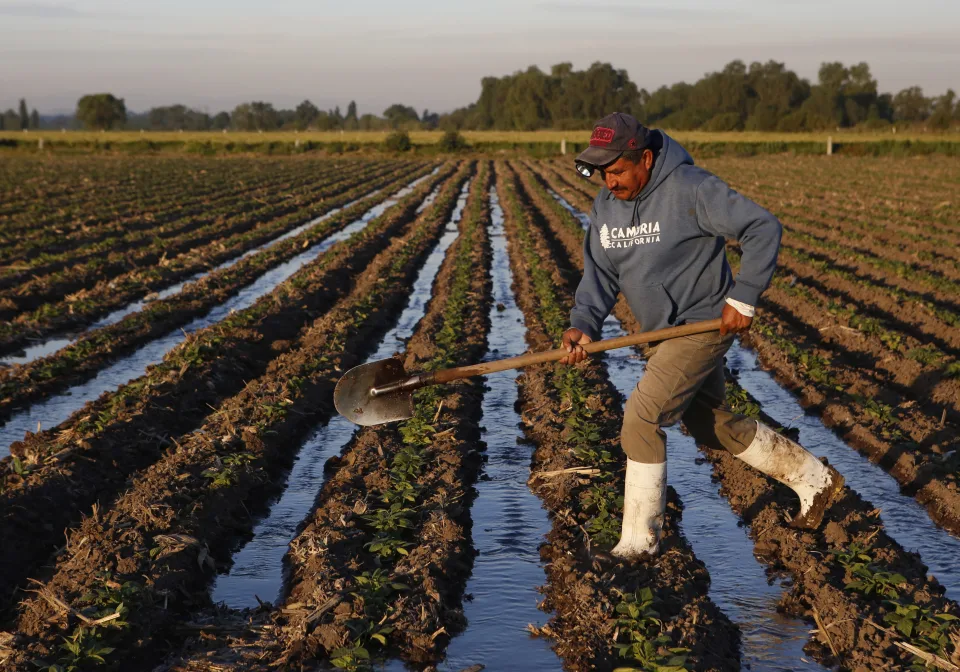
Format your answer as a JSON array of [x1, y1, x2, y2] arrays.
[[549, 188, 823, 671], [729, 343, 960, 601], [0, 184, 396, 368], [0, 174, 440, 457], [211, 180, 471, 609], [426, 186, 558, 672]]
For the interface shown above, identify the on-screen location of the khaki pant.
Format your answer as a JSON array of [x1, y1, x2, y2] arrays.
[[622, 330, 758, 464]]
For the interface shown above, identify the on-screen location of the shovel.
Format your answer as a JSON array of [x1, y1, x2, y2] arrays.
[[334, 318, 722, 426]]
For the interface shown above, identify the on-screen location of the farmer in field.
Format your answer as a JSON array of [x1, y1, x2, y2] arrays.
[[562, 112, 845, 559]]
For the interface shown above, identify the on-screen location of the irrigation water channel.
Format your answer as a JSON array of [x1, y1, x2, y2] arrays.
[[212, 178, 471, 607], [0, 175, 415, 367], [0, 172, 439, 456], [548, 185, 960, 665], [430, 187, 558, 671]]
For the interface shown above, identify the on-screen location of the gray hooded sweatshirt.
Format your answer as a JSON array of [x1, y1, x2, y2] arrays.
[[570, 131, 781, 340]]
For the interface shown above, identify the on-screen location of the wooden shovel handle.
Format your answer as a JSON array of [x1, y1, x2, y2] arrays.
[[432, 318, 722, 385]]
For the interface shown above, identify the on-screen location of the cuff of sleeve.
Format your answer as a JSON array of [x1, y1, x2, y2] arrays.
[[727, 281, 764, 307], [570, 315, 601, 342], [725, 297, 755, 318]]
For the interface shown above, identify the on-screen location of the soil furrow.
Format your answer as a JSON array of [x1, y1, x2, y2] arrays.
[[0, 165, 435, 422], [0, 161, 419, 324], [3, 162, 479, 672], [0, 164, 459, 620], [0, 162, 428, 355], [0, 161, 396, 290], [158, 161, 494, 671], [0, 157, 369, 254], [498, 160, 740, 671]]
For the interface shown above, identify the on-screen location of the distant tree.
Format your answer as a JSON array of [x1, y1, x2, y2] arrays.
[[211, 111, 231, 130], [329, 105, 343, 128], [893, 87, 930, 122], [343, 100, 359, 130], [30, 109, 39, 129], [420, 108, 440, 129], [929, 90, 957, 130], [76, 93, 127, 130], [295, 100, 319, 129], [18, 99, 29, 130], [147, 105, 210, 131], [231, 101, 277, 131], [357, 113, 385, 131], [383, 104, 420, 129]]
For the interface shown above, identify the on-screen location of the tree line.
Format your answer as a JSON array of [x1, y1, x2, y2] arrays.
[[4, 59, 957, 132], [0, 99, 41, 131], [444, 60, 959, 131]]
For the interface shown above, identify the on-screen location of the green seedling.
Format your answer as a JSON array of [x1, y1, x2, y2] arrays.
[[847, 567, 907, 600], [330, 643, 371, 671], [586, 506, 623, 548], [612, 587, 691, 672], [363, 503, 414, 534], [907, 346, 944, 366], [44, 627, 116, 672], [884, 602, 959, 670], [725, 384, 760, 418]]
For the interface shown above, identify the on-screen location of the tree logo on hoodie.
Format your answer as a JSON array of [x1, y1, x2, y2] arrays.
[[599, 223, 611, 249], [600, 222, 661, 249]]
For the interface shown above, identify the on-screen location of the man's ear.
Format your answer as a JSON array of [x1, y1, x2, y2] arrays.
[[643, 148, 654, 170]]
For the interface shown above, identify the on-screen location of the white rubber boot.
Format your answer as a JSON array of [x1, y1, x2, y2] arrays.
[[611, 459, 666, 558], [736, 421, 844, 529]]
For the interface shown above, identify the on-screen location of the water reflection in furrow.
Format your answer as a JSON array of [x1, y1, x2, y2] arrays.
[[211, 180, 472, 609], [1, 177, 405, 367], [0, 173, 440, 457], [728, 343, 960, 601], [425, 186, 558, 672], [549, 187, 822, 671], [602, 317, 821, 672]]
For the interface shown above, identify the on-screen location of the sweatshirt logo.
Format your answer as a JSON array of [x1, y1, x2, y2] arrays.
[[600, 222, 661, 249]]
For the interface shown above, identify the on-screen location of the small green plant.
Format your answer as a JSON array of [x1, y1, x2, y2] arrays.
[[847, 567, 906, 600], [586, 505, 622, 548], [832, 543, 905, 600], [884, 602, 959, 670], [725, 384, 760, 417], [363, 502, 414, 534], [907, 345, 943, 366], [613, 587, 690, 671], [330, 644, 370, 671], [46, 627, 116, 672]]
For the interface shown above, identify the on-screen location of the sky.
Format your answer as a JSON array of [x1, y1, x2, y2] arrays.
[[1, 0, 958, 115]]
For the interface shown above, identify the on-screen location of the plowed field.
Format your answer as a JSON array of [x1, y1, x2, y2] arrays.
[[1, 153, 958, 672]]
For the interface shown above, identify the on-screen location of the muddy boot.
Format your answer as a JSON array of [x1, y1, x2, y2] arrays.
[[736, 421, 845, 530], [610, 459, 666, 559]]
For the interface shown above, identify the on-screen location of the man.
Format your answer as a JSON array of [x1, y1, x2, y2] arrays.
[[562, 112, 844, 560]]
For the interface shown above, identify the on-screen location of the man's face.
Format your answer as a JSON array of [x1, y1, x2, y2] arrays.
[[599, 150, 654, 201]]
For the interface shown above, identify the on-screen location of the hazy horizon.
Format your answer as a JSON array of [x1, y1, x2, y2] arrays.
[[1, 0, 958, 116]]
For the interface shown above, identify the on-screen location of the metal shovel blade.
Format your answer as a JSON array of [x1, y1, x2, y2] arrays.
[[334, 358, 415, 426]]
